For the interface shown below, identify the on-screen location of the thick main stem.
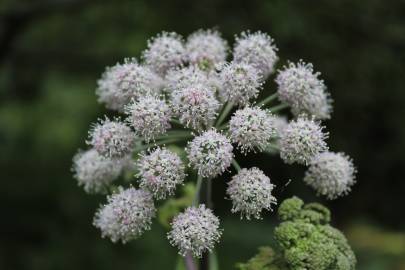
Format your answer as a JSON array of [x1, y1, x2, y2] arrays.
[[185, 253, 198, 270]]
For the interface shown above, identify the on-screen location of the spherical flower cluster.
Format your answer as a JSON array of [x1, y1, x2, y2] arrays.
[[143, 32, 185, 76], [171, 80, 220, 130], [279, 115, 328, 165], [187, 129, 233, 178], [136, 147, 186, 199], [227, 167, 277, 220], [220, 62, 263, 106], [165, 66, 208, 93], [272, 115, 288, 138], [185, 29, 228, 69], [168, 204, 222, 257], [72, 149, 124, 194], [96, 59, 162, 111], [125, 95, 172, 142], [233, 31, 278, 79], [304, 152, 356, 200], [88, 117, 135, 159], [229, 106, 276, 153], [93, 187, 156, 243], [276, 60, 332, 119]]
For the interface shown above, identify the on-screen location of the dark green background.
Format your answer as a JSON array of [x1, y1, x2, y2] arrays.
[[1, 0, 405, 269]]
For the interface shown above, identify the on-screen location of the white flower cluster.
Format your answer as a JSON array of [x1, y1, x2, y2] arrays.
[[125, 95, 172, 142], [276, 60, 332, 119], [219, 61, 263, 106], [185, 29, 228, 69], [229, 106, 276, 153], [96, 58, 162, 111], [304, 152, 356, 200], [136, 147, 186, 200], [74, 29, 358, 259], [187, 129, 234, 178], [93, 187, 156, 243], [279, 115, 329, 165], [227, 168, 277, 219], [72, 149, 128, 194], [233, 31, 278, 79], [87, 117, 135, 159], [167, 204, 222, 257]]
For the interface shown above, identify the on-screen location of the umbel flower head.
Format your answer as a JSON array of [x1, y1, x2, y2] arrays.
[[93, 187, 156, 243], [229, 106, 276, 153], [227, 167, 277, 219], [279, 115, 329, 165], [233, 31, 278, 79], [185, 29, 228, 69], [219, 61, 263, 106], [96, 58, 162, 111], [136, 147, 186, 199], [124, 95, 172, 142], [276, 60, 332, 120], [304, 151, 356, 200], [143, 31, 185, 76], [171, 79, 220, 130], [87, 117, 135, 159], [168, 204, 222, 257], [72, 149, 124, 194], [187, 129, 234, 178]]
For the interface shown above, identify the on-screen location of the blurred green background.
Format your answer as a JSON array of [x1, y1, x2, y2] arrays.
[[1, 0, 405, 269]]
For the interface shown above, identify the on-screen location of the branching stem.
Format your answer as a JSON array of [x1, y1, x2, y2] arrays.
[[232, 159, 242, 172], [257, 93, 278, 107], [215, 102, 234, 128]]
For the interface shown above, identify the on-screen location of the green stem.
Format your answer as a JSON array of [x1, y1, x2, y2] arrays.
[[170, 119, 183, 126], [134, 137, 187, 152], [257, 93, 278, 107], [215, 102, 234, 128], [206, 178, 212, 209], [232, 159, 242, 172], [154, 131, 192, 140], [193, 175, 203, 206], [268, 103, 289, 113]]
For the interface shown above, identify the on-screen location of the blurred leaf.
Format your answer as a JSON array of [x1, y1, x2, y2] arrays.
[[158, 183, 196, 228]]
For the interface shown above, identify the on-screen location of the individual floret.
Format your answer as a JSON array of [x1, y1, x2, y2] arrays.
[[87, 117, 135, 159], [186, 129, 233, 178], [125, 95, 172, 142], [279, 115, 328, 165], [233, 31, 278, 79], [168, 204, 222, 257], [72, 149, 126, 194], [227, 167, 277, 219], [276, 60, 332, 119], [186, 29, 228, 69], [93, 187, 156, 243], [136, 147, 186, 199], [96, 58, 162, 111], [219, 62, 263, 106], [304, 152, 356, 200], [143, 32, 185, 76], [229, 106, 276, 153]]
